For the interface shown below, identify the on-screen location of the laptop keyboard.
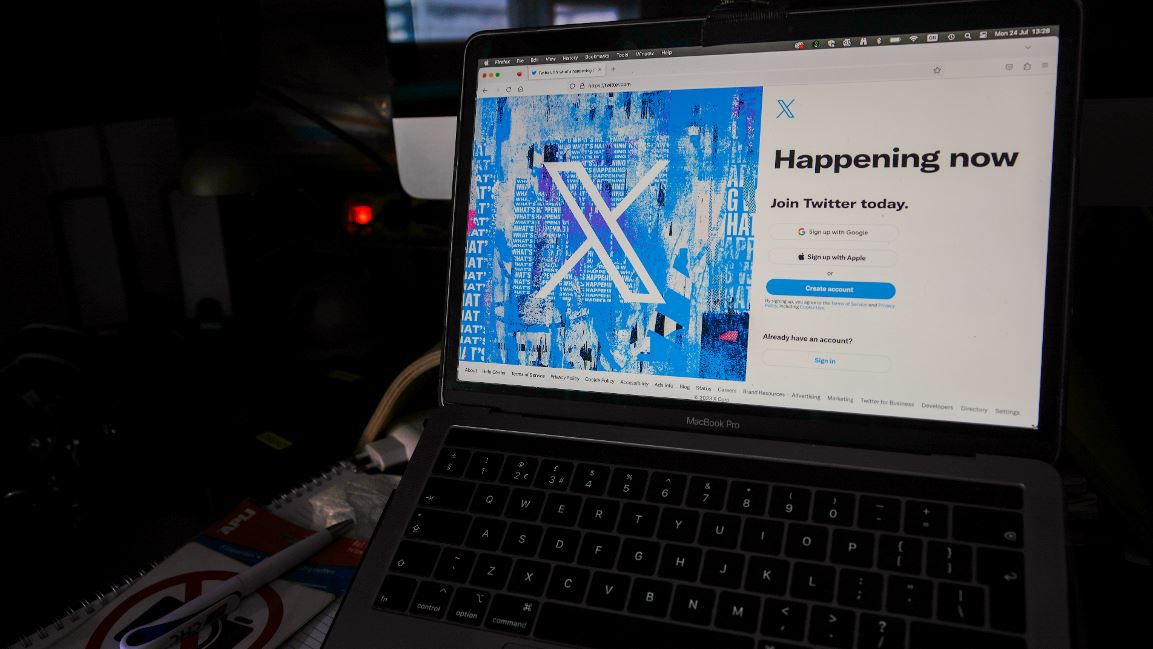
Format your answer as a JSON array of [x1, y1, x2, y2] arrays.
[[373, 428, 1029, 649]]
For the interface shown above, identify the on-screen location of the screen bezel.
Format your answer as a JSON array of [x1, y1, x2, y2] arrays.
[[439, 0, 1082, 461]]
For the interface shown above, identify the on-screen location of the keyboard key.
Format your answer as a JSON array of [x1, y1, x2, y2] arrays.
[[670, 584, 715, 625], [469, 483, 509, 516], [465, 451, 503, 481], [742, 519, 784, 555], [700, 513, 741, 548], [954, 506, 1024, 548], [715, 591, 760, 633], [410, 581, 452, 618], [937, 583, 984, 626], [686, 476, 726, 510], [539, 527, 580, 563], [905, 501, 948, 538], [535, 460, 574, 490], [762, 597, 808, 640], [791, 563, 835, 602], [578, 533, 620, 569], [375, 574, 417, 611], [547, 565, 590, 602], [500, 456, 538, 485], [886, 576, 933, 617], [572, 463, 610, 495], [501, 522, 543, 556], [433, 548, 475, 583], [770, 486, 811, 520], [658, 544, 701, 582], [858, 496, 901, 532], [432, 448, 469, 476], [657, 508, 700, 543], [829, 529, 874, 568], [508, 559, 549, 596], [808, 606, 854, 649], [391, 540, 440, 576], [784, 524, 829, 562], [727, 481, 768, 516], [586, 571, 630, 609], [465, 517, 506, 551], [812, 491, 855, 527], [877, 535, 922, 574], [405, 509, 469, 545], [447, 587, 490, 626], [618, 502, 659, 537], [746, 556, 789, 595], [627, 578, 672, 617], [541, 493, 581, 526], [701, 550, 744, 588], [836, 569, 883, 611], [505, 488, 545, 520], [618, 538, 660, 575], [608, 468, 647, 500], [646, 472, 687, 505], [859, 614, 905, 649], [484, 594, 538, 635], [579, 498, 620, 531], [535, 602, 752, 649], [420, 477, 474, 510], [470, 554, 511, 590], [977, 547, 1025, 633], [926, 541, 972, 581], [909, 622, 1026, 649]]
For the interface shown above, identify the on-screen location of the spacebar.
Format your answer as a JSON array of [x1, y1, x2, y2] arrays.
[[534, 603, 753, 649]]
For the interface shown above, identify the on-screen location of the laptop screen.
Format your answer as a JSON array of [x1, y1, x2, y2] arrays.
[[456, 26, 1060, 430]]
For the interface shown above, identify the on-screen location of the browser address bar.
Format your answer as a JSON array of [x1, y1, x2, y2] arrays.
[[528, 62, 607, 80]]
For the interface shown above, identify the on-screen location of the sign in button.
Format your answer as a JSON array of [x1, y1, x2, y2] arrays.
[[766, 279, 896, 299], [763, 350, 892, 372]]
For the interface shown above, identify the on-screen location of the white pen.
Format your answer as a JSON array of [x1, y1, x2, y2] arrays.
[[119, 519, 354, 649]]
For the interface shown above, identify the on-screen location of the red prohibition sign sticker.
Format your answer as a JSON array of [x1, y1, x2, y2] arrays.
[[86, 571, 284, 649]]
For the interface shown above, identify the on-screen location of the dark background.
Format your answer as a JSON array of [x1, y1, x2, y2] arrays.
[[0, 1, 1149, 647]]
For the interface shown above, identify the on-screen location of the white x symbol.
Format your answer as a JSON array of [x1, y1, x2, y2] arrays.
[[533, 161, 668, 304]]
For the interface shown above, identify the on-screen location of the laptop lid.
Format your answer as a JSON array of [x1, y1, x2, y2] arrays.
[[439, 0, 1082, 462]]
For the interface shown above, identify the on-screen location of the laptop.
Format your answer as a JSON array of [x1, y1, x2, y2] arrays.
[[325, 1, 1082, 647]]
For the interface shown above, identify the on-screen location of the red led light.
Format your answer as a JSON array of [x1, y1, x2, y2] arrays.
[[350, 204, 373, 225]]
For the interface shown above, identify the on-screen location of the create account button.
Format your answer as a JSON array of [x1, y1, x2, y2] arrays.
[[766, 279, 896, 299]]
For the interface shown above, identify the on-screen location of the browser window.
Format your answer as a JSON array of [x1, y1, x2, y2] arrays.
[[458, 27, 1060, 429]]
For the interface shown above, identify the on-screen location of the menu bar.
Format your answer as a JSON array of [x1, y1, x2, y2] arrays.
[[478, 24, 1058, 68]]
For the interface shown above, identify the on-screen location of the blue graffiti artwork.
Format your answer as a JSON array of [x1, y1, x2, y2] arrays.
[[460, 87, 762, 381]]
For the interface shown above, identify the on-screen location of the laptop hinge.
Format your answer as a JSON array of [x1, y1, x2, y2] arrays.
[[450, 404, 985, 459]]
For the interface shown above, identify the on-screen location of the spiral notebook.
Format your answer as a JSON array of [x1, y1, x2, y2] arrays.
[[7, 460, 391, 649]]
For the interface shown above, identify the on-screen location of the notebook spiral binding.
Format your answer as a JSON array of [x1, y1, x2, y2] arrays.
[[13, 561, 159, 649], [267, 460, 358, 512]]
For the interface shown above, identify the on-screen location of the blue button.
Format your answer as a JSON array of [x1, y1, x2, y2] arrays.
[[766, 279, 896, 299]]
